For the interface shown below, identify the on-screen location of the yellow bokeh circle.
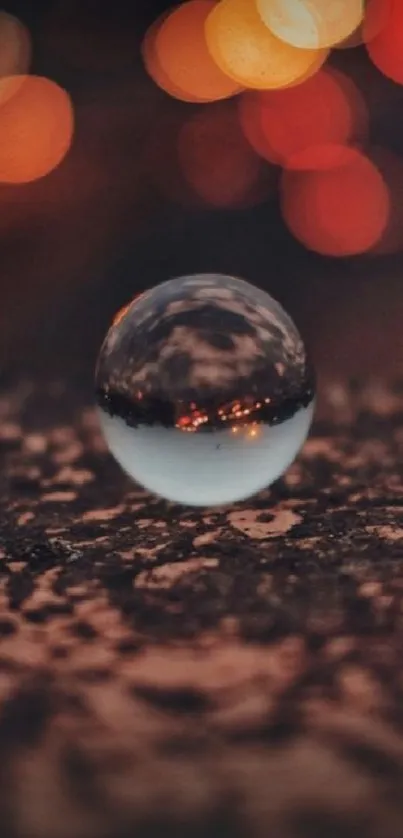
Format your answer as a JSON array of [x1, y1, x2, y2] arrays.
[[205, 0, 328, 91], [256, 0, 365, 50]]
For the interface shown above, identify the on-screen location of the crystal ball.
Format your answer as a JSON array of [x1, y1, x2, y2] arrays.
[[95, 273, 315, 506]]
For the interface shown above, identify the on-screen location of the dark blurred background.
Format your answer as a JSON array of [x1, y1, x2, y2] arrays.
[[0, 0, 402, 386]]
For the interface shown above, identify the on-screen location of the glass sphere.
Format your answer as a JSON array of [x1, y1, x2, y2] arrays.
[[95, 273, 315, 506]]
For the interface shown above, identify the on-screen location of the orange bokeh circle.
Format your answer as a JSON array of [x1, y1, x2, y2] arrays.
[[281, 145, 389, 256], [142, 12, 207, 103], [205, 0, 328, 91], [145, 1, 241, 103], [0, 75, 74, 183]]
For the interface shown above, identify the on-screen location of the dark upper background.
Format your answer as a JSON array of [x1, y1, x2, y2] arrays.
[[0, 0, 402, 387]]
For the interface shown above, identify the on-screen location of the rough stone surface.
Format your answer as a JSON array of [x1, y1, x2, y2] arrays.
[[0, 377, 403, 838]]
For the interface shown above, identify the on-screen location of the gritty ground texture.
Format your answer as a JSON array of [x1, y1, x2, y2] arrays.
[[0, 377, 403, 838]]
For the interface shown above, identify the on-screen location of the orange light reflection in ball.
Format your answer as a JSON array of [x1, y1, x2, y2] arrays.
[[146, 1, 241, 103], [281, 145, 389, 256], [239, 67, 367, 170], [205, 0, 328, 91], [0, 75, 74, 183], [365, 0, 403, 85], [178, 102, 276, 209], [113, 303, 131, 327], [257, 0, 364, 50]]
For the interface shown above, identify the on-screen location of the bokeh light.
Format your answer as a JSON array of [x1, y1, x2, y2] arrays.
[[142, 12, 205, 104], [257, 0, 365, 50], [178, 102, 276, 209], [145, 112, 207, 208], [365, 0, 403, 86], [143, 1, 241, 103], [205, 0, 328, 91], [336, 0, 388, 49], [0, 76, 74, 183], [280, 145, 389, 256], [285, 48, 330, 88], [238, 67, 367, 169], [367, 148, 403, 255], [0, 12, 31, 80], [0, 13, 31, 106]]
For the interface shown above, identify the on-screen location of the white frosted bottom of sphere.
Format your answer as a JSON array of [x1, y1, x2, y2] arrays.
[[98, 403, 314, 507]]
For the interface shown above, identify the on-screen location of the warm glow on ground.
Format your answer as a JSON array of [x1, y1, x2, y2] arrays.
[[205, 0, 328, 90]]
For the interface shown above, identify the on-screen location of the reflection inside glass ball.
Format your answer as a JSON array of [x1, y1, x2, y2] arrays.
[[95, 273, 315, 506]]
